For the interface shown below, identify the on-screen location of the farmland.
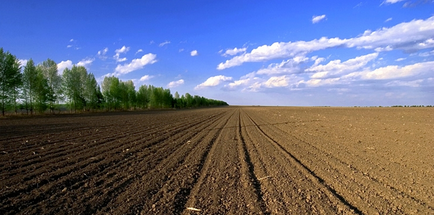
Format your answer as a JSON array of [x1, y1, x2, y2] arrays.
[[1, 107, 433, 214]]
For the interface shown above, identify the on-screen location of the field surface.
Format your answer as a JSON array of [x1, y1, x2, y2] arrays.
[[1, 107, 433, 214]]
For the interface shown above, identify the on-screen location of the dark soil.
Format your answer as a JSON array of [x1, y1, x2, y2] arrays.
[[1, 107, 433, 214]]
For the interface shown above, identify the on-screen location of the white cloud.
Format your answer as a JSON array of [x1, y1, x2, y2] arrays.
[[311, 56, 326, 67], [418, 49, 434, 57], [136, 49, 143, 54], [167, 79, 184, 88], [347, 17, 434, 51], [159, 41, 171, 47], [18, 59, 28, 67], [217, 37, 348, 70], [139, 75, 153, 82], [256, 55, 309, 76], [385, 17, 393, 22], [345, 61, 434, 80], [299, 77, 343, 87], [113, 53, 157, 76], [116, 57, 127, 62], [56, 58, 94, 74], [307, 53, 378, 79], [312, 15, 326, 24], [67, 45, 73, 48], [77, 58, 94, 68], [70, 39, 74, 42], [98, 47, 108, 55], [395, 57, 406, 61], [297, 61, 434, 88], [115, 46, 130, 54], [97, 47, 109, 60], [179, 49, 184, 52], [264, 75, 290, 88], [190, 50, 198, 56], [382, 0, 404, 5], [226, 73, 304, 91], [195, 75, 232, 90], [225, 72, 260, 90], [385, 79, 424, 87], [227, 79, 253, 89], [57, 60, 73, 74], [221, 47, 247, 56], [218, 16, 434, 70], [114, 46, 130, 62]]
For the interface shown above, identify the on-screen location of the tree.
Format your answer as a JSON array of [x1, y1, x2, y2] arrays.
[[101, 76, 122, 110], [22, 59, 38, 114], [0, 48, 22, 116], [185, 93, 193, 108], [124, 80, 136, 110], [39, 59, 61, 113], [63, 65, 92, 112], [34, 67, 50, 113], [162, 88, 172, 108], [84, 73, 102, 111], [137, 85, 150, 109]]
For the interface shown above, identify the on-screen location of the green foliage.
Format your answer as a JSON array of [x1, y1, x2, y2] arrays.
[[63, 66, 103, 112], [22, 59, 38, 114], [0, 47, 229, 115], [34, 67, 50, 113], [39, 59, 61, 112], [0, 48, 22, 116]]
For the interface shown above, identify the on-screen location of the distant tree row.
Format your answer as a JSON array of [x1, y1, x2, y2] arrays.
[[391, 105, 433, 107], [0, 48, 228, 116]]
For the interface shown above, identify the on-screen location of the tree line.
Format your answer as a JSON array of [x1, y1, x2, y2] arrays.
[[0, 48, 228, 116]]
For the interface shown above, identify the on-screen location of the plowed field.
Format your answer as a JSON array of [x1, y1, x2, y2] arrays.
[[1, 107, 433, 214]]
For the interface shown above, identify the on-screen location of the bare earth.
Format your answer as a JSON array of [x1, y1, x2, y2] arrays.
[[1, 107, 433, 214]]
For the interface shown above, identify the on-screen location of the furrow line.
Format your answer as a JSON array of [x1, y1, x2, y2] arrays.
[[253, 110, 434, 213], [237, 109, 269, 214], [89, 109, 235, 214], [0, 110, 229, 213], [180, 109, 236, 214], [243, 111, 361, 214]]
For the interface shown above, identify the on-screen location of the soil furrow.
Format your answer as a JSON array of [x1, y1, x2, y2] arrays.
[[1, 107, 432, 214]]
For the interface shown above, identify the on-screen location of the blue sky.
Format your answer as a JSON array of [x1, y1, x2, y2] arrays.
[[1, 0, 433, 106]]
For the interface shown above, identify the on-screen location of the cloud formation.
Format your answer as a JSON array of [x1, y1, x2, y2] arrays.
[[113, 53, 157, 76], [57, 60, 73, 74], [307, 53, 378, 79], [18, 59, 28, 67], [97, 47, 109, 59], [382, 0, 404, 5], [195, 75, 232, 90], [217, 16, 434, 70], [264, 75, 290, 88], [159, 41, 171, 47], [221, 47, 247, 56], [77, 58, 94, 68], [114, 46, 130, 62], [217, 37, 347, 70], [167, 79, 184, 88], [56, 58, 95, 74], [256, 55, 309, 76], [139, 75, 153, 81], [312, 15, 326, 24], [346, 61, 434, 80], [191, 50, 198, 56]]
